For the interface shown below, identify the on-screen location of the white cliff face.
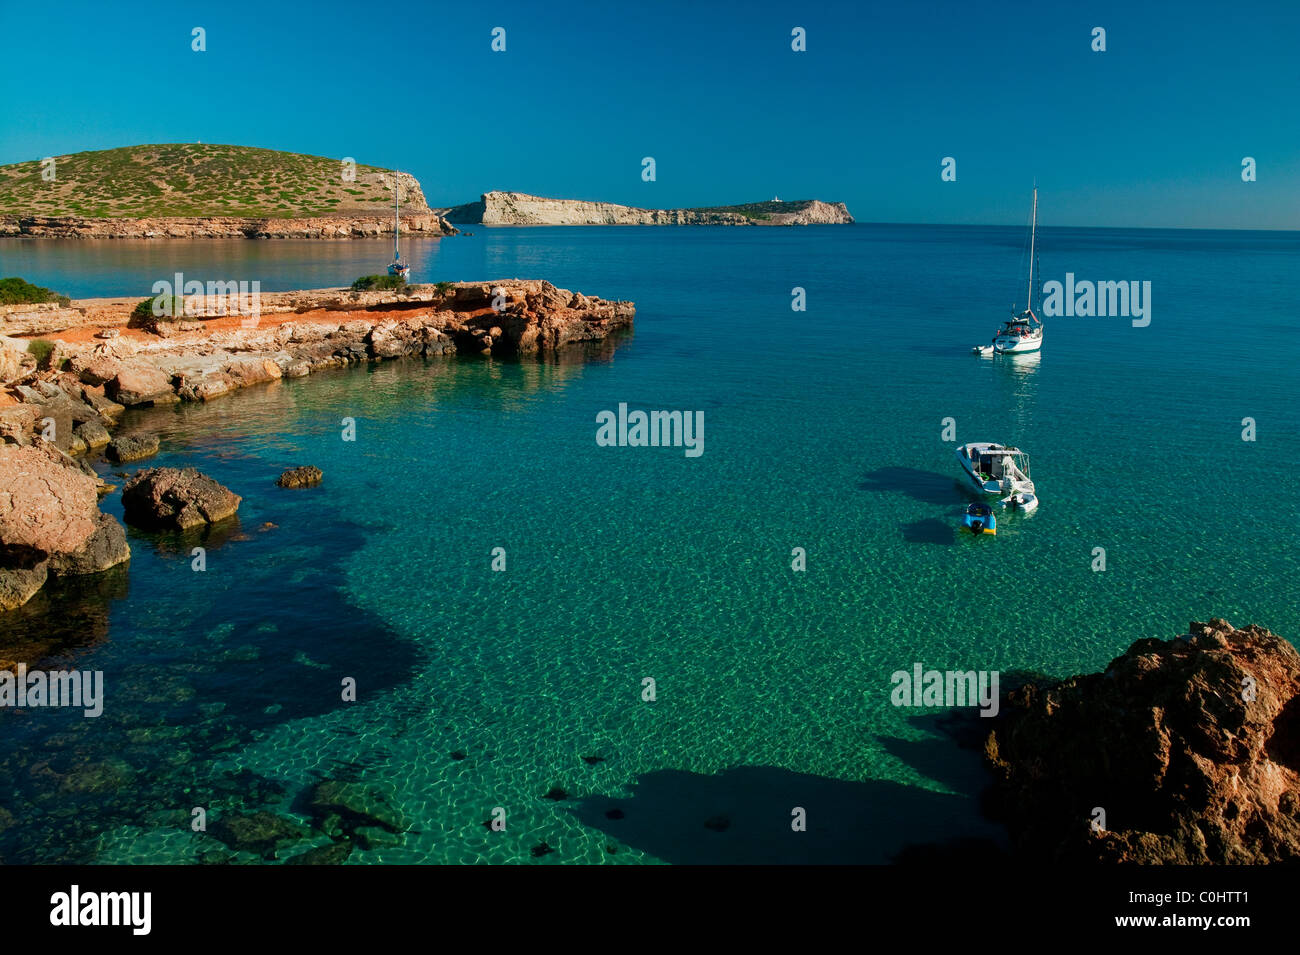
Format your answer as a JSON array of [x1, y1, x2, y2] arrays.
[[444, 192, 854, 226]]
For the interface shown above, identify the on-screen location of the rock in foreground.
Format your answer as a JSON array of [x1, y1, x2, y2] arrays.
[[122, 467, 241, 530], [0, 443, 100, 555], [983, 619, 1300, 863]]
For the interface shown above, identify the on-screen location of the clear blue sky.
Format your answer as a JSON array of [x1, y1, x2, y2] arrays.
[[2, 0, 1297, 228]]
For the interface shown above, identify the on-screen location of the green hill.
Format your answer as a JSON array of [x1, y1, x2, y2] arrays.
[[0, 144, 428, 218], [686, 199, 823, 221]]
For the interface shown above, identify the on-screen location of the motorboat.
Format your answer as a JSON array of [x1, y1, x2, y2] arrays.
[[955, 442, 1034, 496]]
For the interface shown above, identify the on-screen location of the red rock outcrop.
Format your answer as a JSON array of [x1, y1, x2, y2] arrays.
[[122, 468, 241, 530], [983, 619, 1300, 863], [0, 279, 631, 610], [0, 444, 100, 555]]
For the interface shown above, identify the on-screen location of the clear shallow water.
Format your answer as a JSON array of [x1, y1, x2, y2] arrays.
[[1, 225, 1298, 863]]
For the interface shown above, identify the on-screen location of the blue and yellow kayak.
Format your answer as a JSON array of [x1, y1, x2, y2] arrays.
[[963, 502, 996, 536]]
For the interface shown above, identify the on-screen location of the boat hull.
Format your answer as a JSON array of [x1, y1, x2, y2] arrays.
[[993, 334, 1043, 354], [955, 453, 1002, 494]]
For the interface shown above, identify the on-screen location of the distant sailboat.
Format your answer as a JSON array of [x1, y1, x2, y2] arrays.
[[388, 170, 411, 281], [973, 188, 1044, 355]]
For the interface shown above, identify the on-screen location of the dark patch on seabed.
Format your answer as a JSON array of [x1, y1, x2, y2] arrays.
[[0, 520, 421, 864], [571, 716, 1008, 864], [860, 467, 964, 506]]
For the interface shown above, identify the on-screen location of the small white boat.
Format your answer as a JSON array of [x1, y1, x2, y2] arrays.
[[955, 442, 1035, 496], [387, 169, 411, 281], [998, 490, 1039, 513]]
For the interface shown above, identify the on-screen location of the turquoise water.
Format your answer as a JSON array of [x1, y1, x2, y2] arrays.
[[1, 225, 1298, 863]]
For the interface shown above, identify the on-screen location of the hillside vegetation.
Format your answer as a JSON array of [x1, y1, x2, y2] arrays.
[[0, 144, 428, 218], [685, 199, 824, 221]]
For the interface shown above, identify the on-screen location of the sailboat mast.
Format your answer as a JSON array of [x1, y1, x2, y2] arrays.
[[393, 171, 400, 260], [1026, 187, 1037, 313]]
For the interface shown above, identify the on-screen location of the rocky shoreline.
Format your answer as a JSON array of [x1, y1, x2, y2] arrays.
[[900, 619, 1300, 865], [0, 280, 633, 614], [0, 213, 457, 240], [980, 618, 1300, 863]]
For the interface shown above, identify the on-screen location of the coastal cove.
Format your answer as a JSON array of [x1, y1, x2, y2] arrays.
[[1, 224, 1298, 864]]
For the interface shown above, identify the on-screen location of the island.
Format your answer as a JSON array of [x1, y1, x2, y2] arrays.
[[442, 191, 855, 226], [0, 144, 855, 237], [0, 144, 456, 239]]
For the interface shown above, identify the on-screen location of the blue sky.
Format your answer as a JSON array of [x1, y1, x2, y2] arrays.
[[2, 0, 1298, 228]]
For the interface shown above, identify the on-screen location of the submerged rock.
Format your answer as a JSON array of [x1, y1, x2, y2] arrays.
[[208, 811, 309, 860], [303, 780, 411, 835], [354, 826, 402, 850], [276, 465, 322, 489], [58, 757, 134, 794], [984, 619, 1300, 863], [121, 467, 241, 530], [283, 841, 353, 865]]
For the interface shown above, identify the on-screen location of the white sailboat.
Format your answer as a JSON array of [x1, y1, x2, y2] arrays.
[[974, 188, 1044, 355], [387, 170, 411, 281]]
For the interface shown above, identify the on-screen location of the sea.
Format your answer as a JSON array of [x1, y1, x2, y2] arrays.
[[1, 224, 1297, 863]]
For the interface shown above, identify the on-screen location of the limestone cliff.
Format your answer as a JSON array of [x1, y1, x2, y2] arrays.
[[443, 192, 854, 226]]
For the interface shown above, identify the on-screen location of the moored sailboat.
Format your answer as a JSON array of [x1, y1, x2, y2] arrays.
[[388, 170, 411, 281], [974, 188, 1044, 355]]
